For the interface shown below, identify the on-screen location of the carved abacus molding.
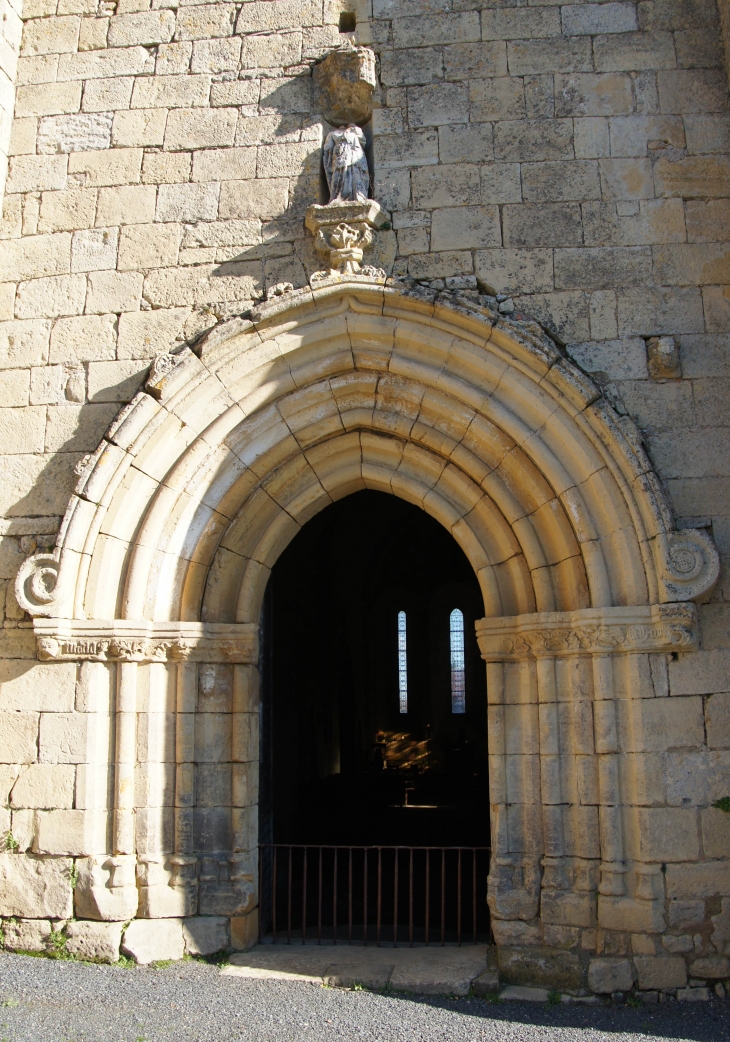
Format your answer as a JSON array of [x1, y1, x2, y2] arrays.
[[475, 603, 697, 661], [33, 619, 259, 664]]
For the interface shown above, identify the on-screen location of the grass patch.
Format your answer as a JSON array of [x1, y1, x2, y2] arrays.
[[547, 989, 561, 1005], [626, 993, 641, 1008]]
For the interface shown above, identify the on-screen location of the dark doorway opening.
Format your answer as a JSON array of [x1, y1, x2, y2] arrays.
[[259, 490, 490, 943]]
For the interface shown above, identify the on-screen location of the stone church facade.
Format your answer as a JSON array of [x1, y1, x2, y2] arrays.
[[0, 0, 730, 996]]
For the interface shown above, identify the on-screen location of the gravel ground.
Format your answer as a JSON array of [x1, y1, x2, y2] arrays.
[[0, 952, 728, 1042]]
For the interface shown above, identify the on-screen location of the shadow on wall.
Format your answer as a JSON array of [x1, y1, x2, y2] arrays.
[[210, 78, 396, 295]]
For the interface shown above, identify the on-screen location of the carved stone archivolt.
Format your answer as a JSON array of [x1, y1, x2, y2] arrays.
[[476, 603, 698, 660]]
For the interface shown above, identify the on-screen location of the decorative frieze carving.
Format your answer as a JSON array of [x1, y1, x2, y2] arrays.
[[32, 619, 259, 664], [475, 603, 697, 661]]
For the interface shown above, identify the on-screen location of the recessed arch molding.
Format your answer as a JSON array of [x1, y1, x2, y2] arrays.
[[15, 275, 720, 979]]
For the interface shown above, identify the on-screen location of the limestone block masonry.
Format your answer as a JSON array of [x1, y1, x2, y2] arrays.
[[0, 0, 727, 997]]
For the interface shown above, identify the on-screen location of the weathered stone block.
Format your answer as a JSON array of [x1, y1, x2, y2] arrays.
[[122, 917, 185, 964], [499, 946, 585, 989], [38, 189, 97, 235], [480, 163, 522, 204], [164, 108, 237, 151], [430, 206, 500, 252], [443, 42, 507, 81], [37, 113, 112, 155], [666, 860, 730, 899], [598, 896, 666, 932], [118, 224, 180, 271], [657, 69, 727, 115], [555, 73, 633, 117], [183, 915, 228, 955], [654, 156, 730, 198], [10, 765, 74, 809], [411, 164, 480, 209], [541, 890, 595, 928], [588, 957, 633, 993], [594, 30, 676, 71], [108, 10, 175, 47], [476, 248, 553, 295], [66, 919, 124, 963], [0, 233, 71, 283], [522, 160, 600, 203], [0, 713, 38, 764], [502, 204, 583, 248], [438, 124, 493, 164], [71, 228, 119, 274], [689, 955, 730, 978], [555, 246, 652, 290], [68, 148, 143, 189], [494, 119, 573, 162], [0, 853, 72, 917], [86, 271, 143, 316], [230, 909, 258, 951], [631, 808, 699, 862], [156, 182, 220, 224], [507, 38, 592, 76], [50, 315, 117, 363], [469, 78, 525, 122], [2, 917, 52, 951], [562, 3, 638, 35], [634, 956, 687, 990]]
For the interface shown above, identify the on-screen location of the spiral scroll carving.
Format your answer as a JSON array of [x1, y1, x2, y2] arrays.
[[662, 528, 720, 603], [15, 554, 60, 617]]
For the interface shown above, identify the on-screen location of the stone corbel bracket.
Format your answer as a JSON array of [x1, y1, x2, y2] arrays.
[[30, 618, 259, 664], [476, 603, 698, 661], [305, 200, 389, 278]]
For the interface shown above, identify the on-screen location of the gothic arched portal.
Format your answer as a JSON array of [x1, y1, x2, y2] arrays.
[[16, 276, 719, 974]]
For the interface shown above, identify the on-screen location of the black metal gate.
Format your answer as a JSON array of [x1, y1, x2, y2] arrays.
[[258, 844, 491, 946]]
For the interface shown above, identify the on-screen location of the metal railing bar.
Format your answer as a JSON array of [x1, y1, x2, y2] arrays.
[[259, 844, 491, 947]]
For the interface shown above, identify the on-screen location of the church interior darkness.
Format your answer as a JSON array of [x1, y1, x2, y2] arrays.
[[260, 490, 490, 851]]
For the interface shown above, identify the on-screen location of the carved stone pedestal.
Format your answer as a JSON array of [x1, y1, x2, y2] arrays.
[[305, 200, 389, 278]]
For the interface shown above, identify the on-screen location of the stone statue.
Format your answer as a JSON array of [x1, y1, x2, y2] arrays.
[[323, 124, 370, 204]]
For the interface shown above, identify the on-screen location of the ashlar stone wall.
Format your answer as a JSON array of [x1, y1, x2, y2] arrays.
[[0, 0, 729, 990]]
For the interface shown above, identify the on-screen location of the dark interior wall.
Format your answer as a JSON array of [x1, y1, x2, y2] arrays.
[[262, 490, 489, 847]]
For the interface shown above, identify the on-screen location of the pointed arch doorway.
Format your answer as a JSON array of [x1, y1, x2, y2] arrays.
[[16, 276, 716, 977], [260, 489, 491, 943]]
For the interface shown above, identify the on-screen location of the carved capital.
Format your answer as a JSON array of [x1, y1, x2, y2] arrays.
[[476, 603, 698, 661], [306, 200, 389, 277]]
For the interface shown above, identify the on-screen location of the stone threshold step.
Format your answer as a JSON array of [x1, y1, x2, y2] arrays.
[[222, 944, 498, 996]]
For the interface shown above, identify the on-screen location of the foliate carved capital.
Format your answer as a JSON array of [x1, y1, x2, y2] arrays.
[[476, 603, 698, 661], [306, 200, 389, 278], [33, 619, 259, 664], [659, 528, 720, 604]]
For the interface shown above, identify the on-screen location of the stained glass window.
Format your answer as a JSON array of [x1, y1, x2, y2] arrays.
[[450, 608, 466, 714], [397, 610, 408, 714]]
